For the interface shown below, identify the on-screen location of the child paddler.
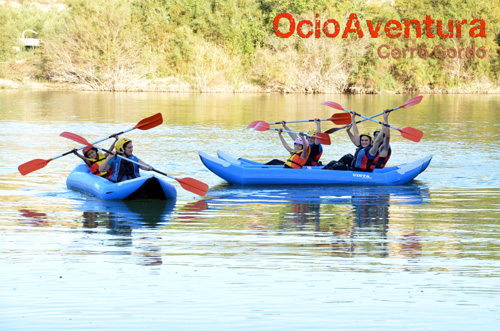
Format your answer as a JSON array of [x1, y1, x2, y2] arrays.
[[72, 135, 119, 177]]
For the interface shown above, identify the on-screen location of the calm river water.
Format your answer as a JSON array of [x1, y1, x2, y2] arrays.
[[1, 91, 499, 330]]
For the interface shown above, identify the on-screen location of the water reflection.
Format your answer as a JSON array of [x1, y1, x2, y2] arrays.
[[18, 209, 49, 227], [77, 199, 177, 229], [74, 199, 177, 266], [195, 183, 430, 258]]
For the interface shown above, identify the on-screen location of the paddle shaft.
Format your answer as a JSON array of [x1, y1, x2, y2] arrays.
[[267, 115, 345, 125], [268, 127, 316, 138]]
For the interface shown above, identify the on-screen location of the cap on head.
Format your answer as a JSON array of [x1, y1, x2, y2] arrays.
[[83, 145, 97, 157], [115, 138, 131, 153], [294, 138, 304, 146]]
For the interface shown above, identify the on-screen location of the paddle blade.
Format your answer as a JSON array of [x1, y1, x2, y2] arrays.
[[246, 121, 265, 129], [401, 95, 423, 108], [323, 127, 345, 134], [18, 159, 51, 175], [321, 101, 344, 111], [398, 127, 424, 142], [60, 131, 91, 146], [328, 113, 352, 125], [253, 122, 271, 131], [176, 177, 209, 197], [312, 132, 331, 145], [134, 113, 163, 130]]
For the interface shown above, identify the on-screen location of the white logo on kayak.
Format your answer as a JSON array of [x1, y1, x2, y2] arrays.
[[353, 174, 371, 179]]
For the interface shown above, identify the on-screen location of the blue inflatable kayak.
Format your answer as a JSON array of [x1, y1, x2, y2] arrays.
[[67, 163, 177, 200], [199, 150, 431, 186]]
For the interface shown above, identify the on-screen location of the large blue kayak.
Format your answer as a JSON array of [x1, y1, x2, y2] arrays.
[[67, 163, 177, 200], [199, 150, 432, 186]]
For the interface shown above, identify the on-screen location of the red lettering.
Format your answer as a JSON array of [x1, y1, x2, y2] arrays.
[[423, 15, 435, 38], [323, 19, 340, 38], [385, 20, 402, 38], [470, 19, 486, 37], [342, 13, 364, 38], [273, 13, 295, 38], [437, 20, 454, 39], [297, 20, 313, 38], [455, 20, 468, 38], [315, 14, 321, 38], [404, 20, 422, 38], [367, 20, 383, 37]]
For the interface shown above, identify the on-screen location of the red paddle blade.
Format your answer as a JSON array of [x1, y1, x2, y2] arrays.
[[253, 122, 271, 131], [398, 127, 424, 142], [134, 113, 163, 130], [321, 101, 344, 111], [246, 121, 265, 129], [60, 131, 91, 145], [176, 177, 209, 196], [18, 159, 51, 176], [328, 113, 352, 125], [312, 132, 331, 145], [401, 96, 423, 108]]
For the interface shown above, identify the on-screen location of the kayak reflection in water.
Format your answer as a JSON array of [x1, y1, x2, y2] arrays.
[[99, 138, 153, 183]]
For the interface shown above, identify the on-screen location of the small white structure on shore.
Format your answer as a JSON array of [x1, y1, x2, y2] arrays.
[[20, 29, 40, 49]]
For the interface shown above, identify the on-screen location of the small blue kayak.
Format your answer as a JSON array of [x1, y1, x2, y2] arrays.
[[199, 150, 431, 186], [67, 163, 177, 200]]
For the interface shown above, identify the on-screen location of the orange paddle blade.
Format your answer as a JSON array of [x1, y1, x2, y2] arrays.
[[253, 122, 271, 131], [328, 113, 352, 125], [134, 113, 163, 130], [176, 177, 209, 197], [398, 127, 424, 142], [312, 132, 331, 145], [246, 121, 265, 129], [60, 131, 92, 145], [18, 159, 51, 176]]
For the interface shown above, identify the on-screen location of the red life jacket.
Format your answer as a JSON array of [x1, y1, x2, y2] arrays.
[[375, 147, 392, 168], [305, 144, 323, 166]]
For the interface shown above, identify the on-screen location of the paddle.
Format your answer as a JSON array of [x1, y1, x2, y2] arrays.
[[253, 122, 331, 145], [246, 113, 351, 129], [321, 101, 424, 142], [17, 113, 164, 176], [324, 96, 423, 134], [59, 132, 209, 197]]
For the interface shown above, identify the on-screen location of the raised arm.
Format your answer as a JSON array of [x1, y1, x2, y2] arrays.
[[313, 118, 321, 145], [348, 112, 360, 146], [380, 110, 391, 153], [72, 149, 92, 167], [299, 133, 309, 159], [368, 125, 385, 156], [279, 129, 293, 153], [281, 121, 298, 141], [105, 134, 119, 157]]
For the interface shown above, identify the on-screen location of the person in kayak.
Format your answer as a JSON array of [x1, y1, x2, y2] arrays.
[[71, 135, 119, 177], [280, 131, 310, 169], [373, 110, 391, 168], [265, 119, 322, 166], [324, 111, 383, 172], [99, 138, 153, 182]]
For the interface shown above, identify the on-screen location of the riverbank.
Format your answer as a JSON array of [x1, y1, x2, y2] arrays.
[[2, 77, 500, 94]]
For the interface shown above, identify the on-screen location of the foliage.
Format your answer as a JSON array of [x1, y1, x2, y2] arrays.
[[1, 0, 499, 91]]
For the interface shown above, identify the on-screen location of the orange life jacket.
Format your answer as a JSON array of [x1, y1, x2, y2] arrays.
[[284, 147, 310, 169]]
